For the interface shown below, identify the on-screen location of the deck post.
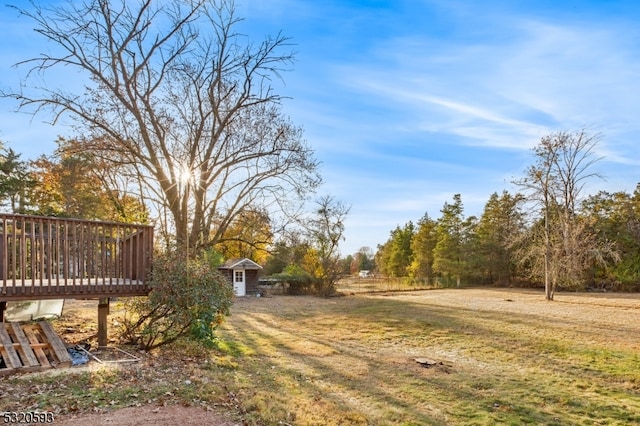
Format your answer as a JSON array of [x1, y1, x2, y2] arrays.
[[97, 298, 110, 347], [0, 301, 5, 322]]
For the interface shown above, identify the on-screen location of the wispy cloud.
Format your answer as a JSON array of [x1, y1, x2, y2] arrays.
[[325, 10, 640, 157], [2, 0, 638, 255]]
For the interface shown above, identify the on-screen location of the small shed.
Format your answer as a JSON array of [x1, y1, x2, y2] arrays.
[[218, 258, 263, 296]]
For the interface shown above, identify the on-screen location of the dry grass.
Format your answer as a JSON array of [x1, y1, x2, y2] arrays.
[[2, 288, 640, 425], [217, 288, 640, 425]]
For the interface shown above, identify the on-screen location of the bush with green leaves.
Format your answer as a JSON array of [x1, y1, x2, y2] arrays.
[[271, 264, 314, 295], [119, 251, 234, 350]]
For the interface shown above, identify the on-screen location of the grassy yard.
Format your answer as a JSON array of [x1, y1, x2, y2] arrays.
[[1, 288, 639, 425], [216, 288, 640, 425]]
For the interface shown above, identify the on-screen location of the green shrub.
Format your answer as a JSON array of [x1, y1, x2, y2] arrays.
[[119, 250, 234, 350], [271, 264, 315, 295]]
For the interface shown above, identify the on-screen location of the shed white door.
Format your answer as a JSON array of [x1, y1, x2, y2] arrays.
[[233, 269, 246, 296]]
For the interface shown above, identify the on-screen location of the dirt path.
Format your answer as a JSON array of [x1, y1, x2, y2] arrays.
[[56, 405, 240, 425]]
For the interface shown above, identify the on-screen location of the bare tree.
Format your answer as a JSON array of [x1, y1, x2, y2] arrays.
[[515, 130, 608, 300], [5, 0, 320, 249], [304, 195, 350, 296]]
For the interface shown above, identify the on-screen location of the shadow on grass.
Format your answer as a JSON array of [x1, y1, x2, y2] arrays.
[[217, 293, 640, 425]]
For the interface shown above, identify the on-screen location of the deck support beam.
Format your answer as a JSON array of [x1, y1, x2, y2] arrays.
[[98, 298, 110, 348]]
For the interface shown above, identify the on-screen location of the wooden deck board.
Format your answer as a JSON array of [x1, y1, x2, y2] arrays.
[[1, 278, 143, 287], [1, 278, 150, 302]]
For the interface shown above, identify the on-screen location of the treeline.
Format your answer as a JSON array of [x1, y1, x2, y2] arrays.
[[375, 131, 640, 293], [0, 139, 351, 295], [0, 138, 148, 223]]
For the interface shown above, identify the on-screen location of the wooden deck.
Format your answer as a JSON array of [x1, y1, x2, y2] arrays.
[[0, 278, 149, 299], [0, 213, 154, 302], [0, 214, 154, 346]]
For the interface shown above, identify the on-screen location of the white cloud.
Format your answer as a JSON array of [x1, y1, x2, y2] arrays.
[[326, 13, 640, 157]]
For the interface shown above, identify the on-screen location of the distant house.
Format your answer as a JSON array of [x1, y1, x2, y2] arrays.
[[218, 258, 263, 296]]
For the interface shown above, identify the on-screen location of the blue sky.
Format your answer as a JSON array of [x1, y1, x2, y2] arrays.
[[1, 0, 640, 256]]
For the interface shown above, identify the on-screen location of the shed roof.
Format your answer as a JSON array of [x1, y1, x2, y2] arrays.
[[218, 258, 263, 270]]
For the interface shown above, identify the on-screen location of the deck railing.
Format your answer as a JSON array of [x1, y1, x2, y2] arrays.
[[0, 214, 154, 300]]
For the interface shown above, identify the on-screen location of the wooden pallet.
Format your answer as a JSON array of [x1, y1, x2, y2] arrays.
[[0, 321, 72, 376]]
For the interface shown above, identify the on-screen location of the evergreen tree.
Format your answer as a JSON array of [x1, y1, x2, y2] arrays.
[[376, 222, 415, 277], [475, 191, 526, 285], [581, 188, 637, 289], [408, 213, 438, 283], [432, 194, 471, 287], [0, 144, 34, 213]]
